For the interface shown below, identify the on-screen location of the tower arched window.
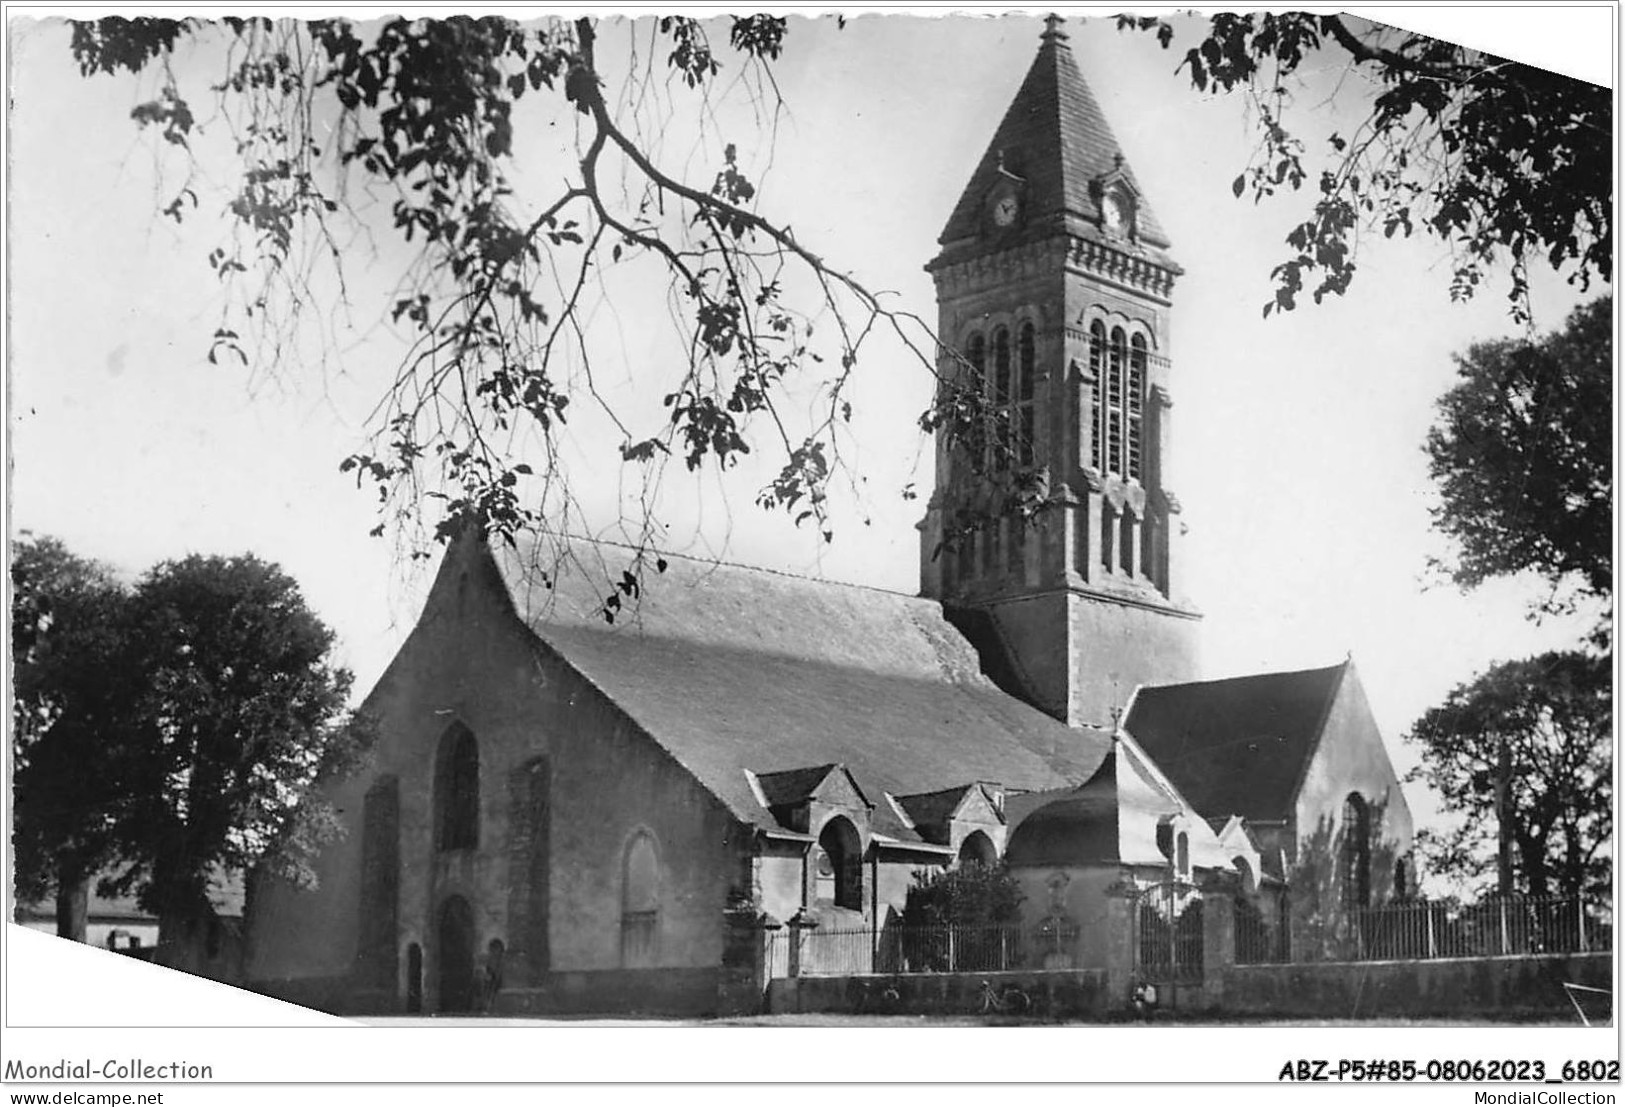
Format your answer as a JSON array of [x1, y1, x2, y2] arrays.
[[1015, 322, 1036, 468], [434, 723, 480, 852], [963, 333, 988, 478], [965, 332, 986, 391], [991, 327, 1012, 471], [1088, 321, 1106, 470], [1128, 334, 1147, 481], [1106, 327, 1126, 475], [621, 831, 661, 967]]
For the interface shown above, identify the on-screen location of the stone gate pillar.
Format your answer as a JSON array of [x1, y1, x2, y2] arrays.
[[1103, 887, 1137, 1007], [1200, 882, 1236, 1011]]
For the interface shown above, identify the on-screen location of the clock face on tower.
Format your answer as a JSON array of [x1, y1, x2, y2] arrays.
[[991, 194, 1020, 228]]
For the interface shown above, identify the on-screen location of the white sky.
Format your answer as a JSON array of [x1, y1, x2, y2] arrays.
[[0, 0, 1615, 1080]]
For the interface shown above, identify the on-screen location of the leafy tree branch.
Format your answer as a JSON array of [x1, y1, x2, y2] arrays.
[[1122, 13, 1610, 321], [69, 14, 943, 618]]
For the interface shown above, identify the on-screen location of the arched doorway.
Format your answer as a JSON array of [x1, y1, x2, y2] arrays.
[[437, 896, 476, 1013], [816, 816, 863, 910], [957, 830, 997, 868], [405, 943, 423, 1013]]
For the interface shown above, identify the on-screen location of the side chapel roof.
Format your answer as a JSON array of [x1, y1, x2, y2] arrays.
[[1123, 662, 1350, 823], [934, 16, 1174, 263], [485, 535, 1110, 839]]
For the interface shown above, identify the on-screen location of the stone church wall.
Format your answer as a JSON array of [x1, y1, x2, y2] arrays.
[[1289, 665, 1414, 960], [247, 538, 751, 1013]]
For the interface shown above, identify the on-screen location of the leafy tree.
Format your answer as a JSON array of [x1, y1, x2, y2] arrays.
[[1405, 651, 1611, 900], [1123, 13, 1610, 320], [64, 15, 934, 600], [102, 554, 371, 948], [11, 535, 137, 940], [903, 860, 1024, 927], [1425, 295, 1612, 623]]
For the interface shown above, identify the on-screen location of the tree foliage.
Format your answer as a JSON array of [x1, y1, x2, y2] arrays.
[[1425, 295, 1612, 620], [1122, 13, 1610, 320], [1405, 651, 1611, 899], [903, 860, 1024, 927], [107, 554, 370, 936], [11, 536, 137, 935], [66, 15, 935, 604], [10, 538, 369, 940]]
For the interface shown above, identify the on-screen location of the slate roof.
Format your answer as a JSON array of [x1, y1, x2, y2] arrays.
[[487, 535, 1110, 840], [934, 17, 1173, 260], [1123, 663, 1349, 823], [896, 784, 981, 834], [755, 764, 845, 808]]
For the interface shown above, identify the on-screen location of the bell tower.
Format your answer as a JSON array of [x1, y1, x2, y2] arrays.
[[920, 15, 1200, 732]]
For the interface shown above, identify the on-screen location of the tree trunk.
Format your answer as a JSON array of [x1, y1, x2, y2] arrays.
[[54, 872, 89, 943], [1562, 824, 1586, 900], [1495, 737, 1514, 896], [1515, 830, 1549, 898]]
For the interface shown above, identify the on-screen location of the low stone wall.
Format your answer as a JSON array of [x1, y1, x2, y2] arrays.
[[498, 966, 751, 1018], [768, 969, 1111, 1018], [246, 974, 364, 1016], [1221, 952, 1612, 1020], [251, 966, 756, 1019]]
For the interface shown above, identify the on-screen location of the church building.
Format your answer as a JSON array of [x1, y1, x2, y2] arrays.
[[245, 18, 1412, 1017]]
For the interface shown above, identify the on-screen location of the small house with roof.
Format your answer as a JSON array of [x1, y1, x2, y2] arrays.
[[243, 17, 1412, 1016]]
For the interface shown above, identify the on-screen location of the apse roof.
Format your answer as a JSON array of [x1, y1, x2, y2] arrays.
[[484, 534, 1110, 839], [1123, 663, 1350, 822]]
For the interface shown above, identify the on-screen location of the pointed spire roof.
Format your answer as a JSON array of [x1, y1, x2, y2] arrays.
[[935, 16, 1173, 258]]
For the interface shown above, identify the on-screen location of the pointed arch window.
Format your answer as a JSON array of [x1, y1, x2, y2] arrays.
[[1106, 327, 1126, 475], [991, 326, 1012, 471], [1088, 322, 1106, 470], [966, 332, 986, 391], [434, 723, 480, 852], [963, 332, 988, 476], [621, 831, 661, 968], [1128, 334, 1147, 481], [1340, 794, 1371, 911], [1091, 325, 1148, 481], [1015, 322, 1036, 468]]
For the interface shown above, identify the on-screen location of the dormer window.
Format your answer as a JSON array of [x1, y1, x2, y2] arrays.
[[1102, 191, 1134, 237], [1097, 180, 1138, 240]]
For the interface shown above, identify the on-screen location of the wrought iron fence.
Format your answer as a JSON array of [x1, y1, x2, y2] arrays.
[[768, 923, 1027, 978], [1350, 895, 1611, 961], [1234, 896, 1290, 964]]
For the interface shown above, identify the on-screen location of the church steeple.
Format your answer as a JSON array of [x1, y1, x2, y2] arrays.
[[920, 16, 1199, 732], [934, 13, 1175, 264]]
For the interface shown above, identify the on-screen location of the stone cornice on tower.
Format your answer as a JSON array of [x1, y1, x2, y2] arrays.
[[930, 233, 1179, 304]]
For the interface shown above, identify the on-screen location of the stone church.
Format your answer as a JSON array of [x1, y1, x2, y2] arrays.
[[245, 18, 1412, 1016]]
